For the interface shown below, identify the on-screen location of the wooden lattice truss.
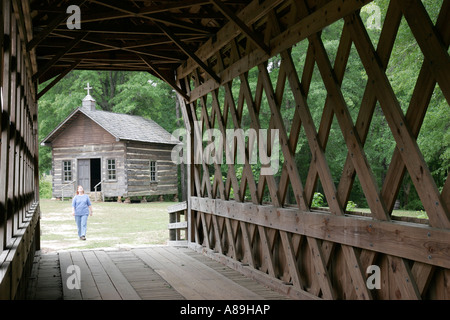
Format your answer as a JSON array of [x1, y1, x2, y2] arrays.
[[176, 0, 450, 299]]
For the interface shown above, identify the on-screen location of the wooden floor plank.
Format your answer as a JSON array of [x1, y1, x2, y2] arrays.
[[133, 248, 206, 299], [58, 251, 82, 300], [133, 247, 266, 300], [94, 250, 141, 300], [108, 250, 185, 300], [28, 253, 62, 300], [82, 251, 122, 300], [30, 247, 290, 300], [70, 251, 101, 300], [182, 248, 288, 300]]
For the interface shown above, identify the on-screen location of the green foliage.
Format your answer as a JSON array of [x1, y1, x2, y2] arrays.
[[346, 201, 357, 212], [39, 176, 52, 199], [311, 192, 325, 208]]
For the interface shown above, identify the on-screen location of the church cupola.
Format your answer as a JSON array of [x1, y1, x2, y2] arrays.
[[82, 82, 96, 111]]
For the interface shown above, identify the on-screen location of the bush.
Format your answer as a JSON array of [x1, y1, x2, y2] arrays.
[[312, 192, 325, 207], [346, 201, 357, 211], [39, 176, 52, 199], [405, 198, 424, 211]]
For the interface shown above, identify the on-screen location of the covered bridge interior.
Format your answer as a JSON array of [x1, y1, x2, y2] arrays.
[[1, 0, 449, 300]]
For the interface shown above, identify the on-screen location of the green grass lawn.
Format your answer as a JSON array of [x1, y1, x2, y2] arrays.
[[39, 199, 176, 253], [39, 197, 428, 253], [347, 207, 429, 220]]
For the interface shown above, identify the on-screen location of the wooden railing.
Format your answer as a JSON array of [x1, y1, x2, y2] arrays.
[[167, 202, 187, 246], [94, 180, 104, 202], [0, 201, 40, 299]]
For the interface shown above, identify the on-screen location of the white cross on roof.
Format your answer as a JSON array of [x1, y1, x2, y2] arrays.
[[84, 82, 92, 95]]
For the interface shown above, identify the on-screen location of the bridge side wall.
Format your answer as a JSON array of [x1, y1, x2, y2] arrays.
[[0, 0, 40, 299], [176, 0, 450, 299]]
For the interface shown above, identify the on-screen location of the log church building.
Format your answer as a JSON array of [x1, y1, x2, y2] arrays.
[[41, 84, 179, 201]]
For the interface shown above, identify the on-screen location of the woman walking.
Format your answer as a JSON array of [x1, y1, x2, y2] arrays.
[[72, 185, 93, 240]]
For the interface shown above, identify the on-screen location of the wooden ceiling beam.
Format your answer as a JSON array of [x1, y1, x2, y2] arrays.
[[156, 21, 221, 83], [139, 54, 190, 101], [47, 31, 181, 62], [177, 0, 283, 79], [148, 13, 214, 35], [138, 0, 211, 15], [27, 12, 67, 51], [37, 60, 81, 99], [65, 40, 182, 56], [79, 10, 223, 24], [27, 0, 87, 51], [33, 31, 88, 82], [89, 0, 211, 34], [210, 0, 270, 55]]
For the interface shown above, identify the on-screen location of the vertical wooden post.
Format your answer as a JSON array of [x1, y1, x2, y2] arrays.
[[1, 0, 12, 249], [8, 15, 17, 237], [175, 79, 194, 243]]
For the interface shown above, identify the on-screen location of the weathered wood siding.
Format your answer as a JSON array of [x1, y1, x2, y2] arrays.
[[50, 115, 178, 198], [51, 143, 127, 198], [51, 113, 117, 147], [51, 112, 125, 197], [125, 141, 178, 197]]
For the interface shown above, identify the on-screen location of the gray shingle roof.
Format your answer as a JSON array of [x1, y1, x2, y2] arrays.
[[82, 107, 178, 144], [41, 106, 179, 146]]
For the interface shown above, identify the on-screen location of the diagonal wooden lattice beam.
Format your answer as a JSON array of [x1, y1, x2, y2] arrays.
[[302, 39, 338, 207], [183, 77, 204, 198], [280, 231, 304, 290], [198, 93, 226, 199], [387, 255, 422, 299], [341, 244, 373, 299], [156, 21, 221, 83], [209, 88, 243, 202], [381, 0, 450, 214], [238, 71, 281, 206], [306, 236, 337, 299], [258, 62, 308, 211], [240, 221, 255, 267], [309, 33, 390, 221], [223, 82, 259, 203], [33, 32, 88, 82], [139, 54, 189, 101], [346, 13, 450, 229], [212, 46, 260, 204], [37, 60, 81, 99], [397, 0, 450, 104], [337, 1, 402, 212], [210, 0, 270, 55], [280, 45, 345, 216]]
